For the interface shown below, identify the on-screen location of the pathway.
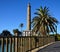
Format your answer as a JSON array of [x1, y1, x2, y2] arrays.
[[37, 41, 60, 52]]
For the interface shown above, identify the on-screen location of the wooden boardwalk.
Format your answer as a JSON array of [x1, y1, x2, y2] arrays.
[[37, 41, 60, 52]]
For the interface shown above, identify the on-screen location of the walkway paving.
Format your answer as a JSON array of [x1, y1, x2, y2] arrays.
[[37, 41, 60, 52]]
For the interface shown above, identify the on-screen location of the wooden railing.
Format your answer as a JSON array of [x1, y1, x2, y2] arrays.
[[0, 36, 55, 52]]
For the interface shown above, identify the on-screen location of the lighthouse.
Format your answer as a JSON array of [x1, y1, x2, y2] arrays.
[[23, 3, 31, 36], [27, 3, 31, 30]]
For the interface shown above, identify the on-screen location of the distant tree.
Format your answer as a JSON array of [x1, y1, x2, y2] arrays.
[[13, 29, 22, 36], [0, 33, 1, 36], [1, 30, 12, 36], [20, 23, 23, 32]]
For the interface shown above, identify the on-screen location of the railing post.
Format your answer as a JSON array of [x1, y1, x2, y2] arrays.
[[1, 38, 4, 52], [13, 37, 15, 52], [15, 33, 18, 52], [10, 37, 12, 52], [6, 37, 8, 52]]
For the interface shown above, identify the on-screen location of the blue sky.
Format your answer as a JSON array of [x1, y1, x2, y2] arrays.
[[0, 0, 60, 34]]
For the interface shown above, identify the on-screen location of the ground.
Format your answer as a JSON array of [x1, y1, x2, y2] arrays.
[[37, 41, 60, 52]]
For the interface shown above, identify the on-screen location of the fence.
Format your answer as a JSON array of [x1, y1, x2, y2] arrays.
[[0, 35, 55, 52]]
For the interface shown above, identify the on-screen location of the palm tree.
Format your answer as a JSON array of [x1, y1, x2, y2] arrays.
[[13, 29, 22, 36], [20, 23, 23, 32], [32, 6, 58, 36]]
